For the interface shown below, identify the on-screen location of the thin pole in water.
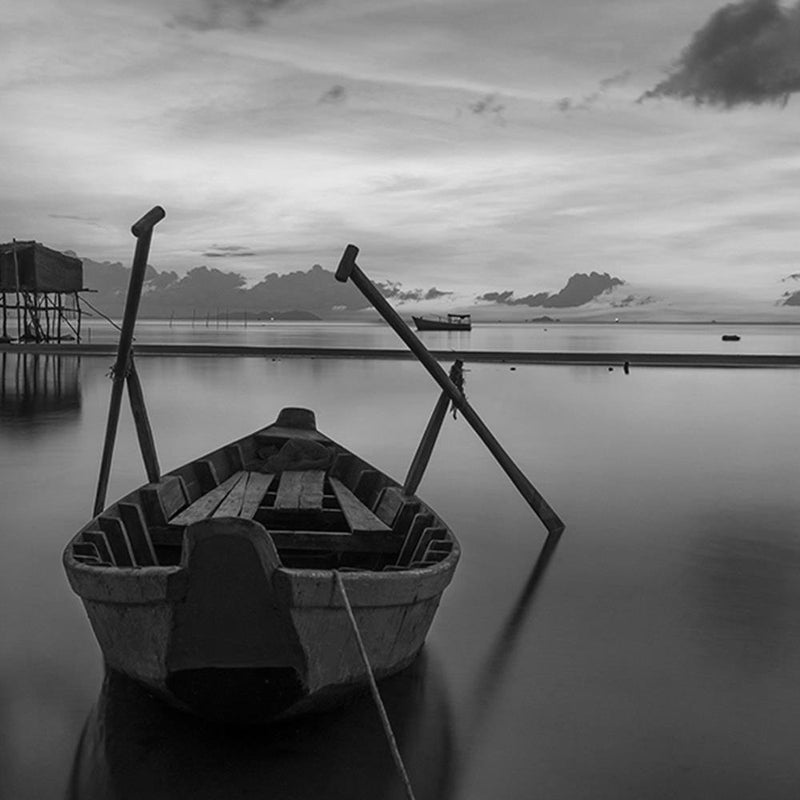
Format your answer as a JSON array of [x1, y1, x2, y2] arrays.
[[336, 244, 564, 536], [93, 206, 165, 517]]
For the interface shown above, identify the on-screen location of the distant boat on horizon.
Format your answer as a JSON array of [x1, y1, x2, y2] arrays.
[[412, 313, 472, 332]]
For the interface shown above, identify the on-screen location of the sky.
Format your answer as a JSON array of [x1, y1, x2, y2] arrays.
[[2, 0, 800, 299]]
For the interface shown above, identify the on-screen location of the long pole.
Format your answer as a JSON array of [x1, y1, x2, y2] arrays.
[[336, 244, 564, 536], [93, 206, 165, 516]]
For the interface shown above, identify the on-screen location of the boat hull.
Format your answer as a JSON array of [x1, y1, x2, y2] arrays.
[[64, 409, 459, 724], [73, 550, 454, 723], [412, 316, 471, 331]]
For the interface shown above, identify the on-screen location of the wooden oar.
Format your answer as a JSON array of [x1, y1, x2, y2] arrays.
[[336, 244, 564, 535], [93, 206, 165, 516]]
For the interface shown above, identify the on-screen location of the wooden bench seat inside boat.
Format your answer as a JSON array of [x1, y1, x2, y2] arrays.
[[157, 467, 406, 565]]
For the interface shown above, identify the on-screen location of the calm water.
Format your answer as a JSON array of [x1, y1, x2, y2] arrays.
[[86, 319, 800, 355], [2, 331, 800, 799]]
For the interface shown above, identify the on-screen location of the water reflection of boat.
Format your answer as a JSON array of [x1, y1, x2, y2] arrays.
[[64, 407, 460, 724], [412, 314, 471, 332], [66, 650, 454, 800], [0, 352, 80, 419]]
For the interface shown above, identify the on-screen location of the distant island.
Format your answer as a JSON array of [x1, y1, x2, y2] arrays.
[[75, 253, 628, 321], [65, 251, 800, 323]]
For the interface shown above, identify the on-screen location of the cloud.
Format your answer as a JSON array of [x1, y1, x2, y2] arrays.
[[477, 289, 550, 306], [467, 93, 505, 123], [319, 84, 346, 104], [171, 0, 296, 31], [555, 69, 632, 112], [203, 245, 257, 257], [599, 69, 632, 90], [478, 273, 624, 308], [640, 0, 800, 107], [48, 213, 101, 223], [376, 281, 453, 303]]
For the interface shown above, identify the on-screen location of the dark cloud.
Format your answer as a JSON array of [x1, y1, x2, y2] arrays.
[[319, 85, 346, 104], [640, 0, 800, 107], [172, 0, 295, 31], [478, 273, 624, 308]]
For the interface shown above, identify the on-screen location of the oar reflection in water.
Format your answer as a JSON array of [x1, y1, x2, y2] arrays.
[[65, 650, 456, 800], [470, 530, 563, 730]]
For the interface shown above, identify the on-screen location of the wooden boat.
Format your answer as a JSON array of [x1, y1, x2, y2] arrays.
[[721, 334, 741, 342], [63, 215, 560, 734], [412, 313, 471, 332], [63, 406, 460, 724]]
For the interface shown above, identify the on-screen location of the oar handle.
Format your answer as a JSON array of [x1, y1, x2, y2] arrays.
[[336, 244, 565, 535], [131, 206, 166, 238]]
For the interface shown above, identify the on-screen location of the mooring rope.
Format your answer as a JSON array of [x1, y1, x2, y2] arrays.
[[334, 570, 417, 800], [78, 296, 124, 333]]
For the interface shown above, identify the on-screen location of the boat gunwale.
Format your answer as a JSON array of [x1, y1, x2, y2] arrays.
[[64, 419, 460, 606], [63, 542, 460, 606]]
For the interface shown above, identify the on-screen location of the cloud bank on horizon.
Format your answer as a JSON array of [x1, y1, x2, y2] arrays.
[[2, 0, 800, 301]]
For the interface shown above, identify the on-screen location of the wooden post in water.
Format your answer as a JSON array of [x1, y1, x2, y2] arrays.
[[336, 244, 565, 536], [93, 206, 166, 517], [403, 361, 463, 496], [126, 359, 161, 484]]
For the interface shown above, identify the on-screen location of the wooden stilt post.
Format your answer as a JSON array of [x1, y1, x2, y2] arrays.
[[93, 206, 166, 517], [336, 244, 564, 536], [12, 240, 21, 340], [126, 358, 161, 483], [403, 360, 463, 496], [1, 292, 6, 339]]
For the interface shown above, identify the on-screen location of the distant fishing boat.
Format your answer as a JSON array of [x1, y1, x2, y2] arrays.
[[721, 334, 741, 342], [64, 407, 460, 724], [412, 313, 471, 332]]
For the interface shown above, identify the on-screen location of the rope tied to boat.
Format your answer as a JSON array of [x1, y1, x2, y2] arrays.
[[448, 359, 466, 419], [334, 570, 418, 800]]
